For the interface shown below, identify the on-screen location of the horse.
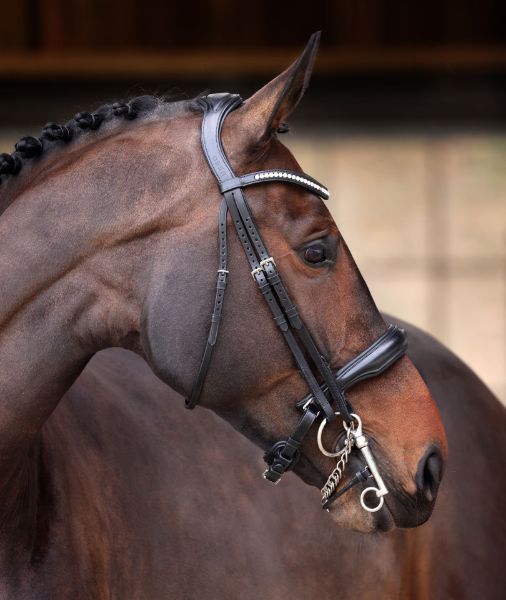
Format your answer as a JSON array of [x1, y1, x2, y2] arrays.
[[67, 321, 504, 600], [0, 32, 503, 598]]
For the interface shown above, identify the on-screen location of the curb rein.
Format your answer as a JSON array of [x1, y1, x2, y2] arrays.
[[185, 93, 407, 512]]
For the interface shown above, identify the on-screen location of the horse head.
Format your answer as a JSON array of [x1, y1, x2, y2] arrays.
[[0, 35, 448, 536], [141, 34, 448, 532]]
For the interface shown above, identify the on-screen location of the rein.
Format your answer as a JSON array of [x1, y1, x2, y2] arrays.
[[186, 93, 407, 512]]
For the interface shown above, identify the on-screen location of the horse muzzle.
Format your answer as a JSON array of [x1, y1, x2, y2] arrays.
[[379, 443, 445, 528]]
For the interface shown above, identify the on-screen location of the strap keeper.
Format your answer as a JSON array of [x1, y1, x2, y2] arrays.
[[219, 177, 242, 193], [216, 269, 228, 288], [282, 438, 300, 458], [263, 440, 301, 483]]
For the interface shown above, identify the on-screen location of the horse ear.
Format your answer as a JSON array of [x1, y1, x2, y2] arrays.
[[240, 32, 320, 144]]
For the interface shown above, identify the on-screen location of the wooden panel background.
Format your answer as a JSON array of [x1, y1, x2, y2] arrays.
[[0, 0, 505, 77]]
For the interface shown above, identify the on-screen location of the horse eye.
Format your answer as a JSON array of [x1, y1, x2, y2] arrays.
[[304, 244, 326, 264]]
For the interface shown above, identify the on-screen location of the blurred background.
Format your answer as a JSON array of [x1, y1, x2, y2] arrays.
[[0, 1, 504, 403]]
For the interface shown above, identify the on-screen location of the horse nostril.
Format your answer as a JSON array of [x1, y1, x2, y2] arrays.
[[415, 446, 444, 503]]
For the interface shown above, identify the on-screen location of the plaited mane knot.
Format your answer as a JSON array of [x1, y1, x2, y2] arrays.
[[74, 112, 104, 130], [42, 123, 73, 142], [14, 137, 43, 158], [0, 95, 165, 186], [112, 102, 137, 120], [0, 153, 22, 175]]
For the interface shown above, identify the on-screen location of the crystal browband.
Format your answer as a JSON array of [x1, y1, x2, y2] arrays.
[[219, 169, 330, 199]]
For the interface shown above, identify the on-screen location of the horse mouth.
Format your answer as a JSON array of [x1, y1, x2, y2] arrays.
[[296, 452, 421, 533]]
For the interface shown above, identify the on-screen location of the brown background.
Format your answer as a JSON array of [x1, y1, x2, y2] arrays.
[[2, 1, 506, 58]]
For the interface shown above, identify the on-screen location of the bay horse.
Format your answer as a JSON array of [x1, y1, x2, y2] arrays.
[[0, 33, 503, 598]]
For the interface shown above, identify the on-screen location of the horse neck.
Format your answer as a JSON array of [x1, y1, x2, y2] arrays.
[[0, 127, 182, 476]]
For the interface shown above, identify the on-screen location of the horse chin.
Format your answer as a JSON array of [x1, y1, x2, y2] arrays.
[[293, 455, 439, 533], [293, 455, 397, 532], [383, 487, 437, 529], [325, 493, 397, 533], [293, 457, 397, 533]]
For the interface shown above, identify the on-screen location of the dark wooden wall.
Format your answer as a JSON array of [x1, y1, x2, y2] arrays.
[[1, 0, 506, 127], [0, 0, 505, 77], [2, 0, 506, 50]]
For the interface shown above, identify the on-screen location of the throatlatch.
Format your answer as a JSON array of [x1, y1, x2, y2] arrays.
[[186, 92, 408, 512]]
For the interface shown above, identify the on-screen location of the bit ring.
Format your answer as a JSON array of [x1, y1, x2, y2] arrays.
[[360, 487, 384, 512], [317, 412, 345, 457], [317, 412, 360, 457]]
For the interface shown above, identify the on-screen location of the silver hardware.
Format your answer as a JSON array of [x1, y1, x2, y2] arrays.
[[251, 257, 276, 279], [320, 426, 354, 503], [301, 397, 317, 412], [360, 487, 384, 512], [217, 269, 229, 274], [260, 256, 276, 269], [317, 412, 388, 513], [317, 412, 350, 458], [344, 414, 388, 513]]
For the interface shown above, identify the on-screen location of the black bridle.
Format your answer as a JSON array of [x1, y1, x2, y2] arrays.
[[186, 93, 407, 505]]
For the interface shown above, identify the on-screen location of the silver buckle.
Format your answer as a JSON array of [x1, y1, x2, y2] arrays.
[[260, 256, 276, 269], [302, 397, 314, 411], [251, 256, 276, 279], [251, 266, 264, 280]]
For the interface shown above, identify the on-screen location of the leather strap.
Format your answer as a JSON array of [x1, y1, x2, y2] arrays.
[[223, 187, 336, 421], [228, 178, 351, 421], [296, 325, 407, 410], [186, 92, 408, 486], [185, 198, 229, 408], [188, 93, 338, 422], [263, 404, 320, 483]]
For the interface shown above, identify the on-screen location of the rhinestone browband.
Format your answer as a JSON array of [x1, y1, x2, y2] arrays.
[[218, 168, 330, 200]]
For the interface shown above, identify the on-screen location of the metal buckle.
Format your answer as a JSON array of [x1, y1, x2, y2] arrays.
[[251, 266, 264, 280], [343, 415, 389, 512], [260, 256, 276, 269], [302, 397, 316, 412], [251, 257, 276, 280]]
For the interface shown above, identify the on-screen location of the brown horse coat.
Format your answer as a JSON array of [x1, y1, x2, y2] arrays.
[[0, 34, 503, 598], [2, 318, 502, 599]]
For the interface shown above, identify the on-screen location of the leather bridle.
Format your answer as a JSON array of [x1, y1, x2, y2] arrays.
[[186, 93, 407, 511]]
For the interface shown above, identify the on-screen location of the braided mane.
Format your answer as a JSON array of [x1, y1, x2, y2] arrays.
[[0, 95, 190, 189], [0, 93, 289, 200]]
